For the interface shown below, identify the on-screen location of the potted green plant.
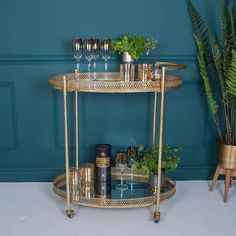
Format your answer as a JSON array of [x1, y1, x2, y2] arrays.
[[111, 33, 158, 62], [132, 144, 182, 193], [187, 0, 236, 197]]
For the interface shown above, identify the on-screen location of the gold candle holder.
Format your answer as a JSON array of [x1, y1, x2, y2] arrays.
[[80, 163, 95, 185], [80, 182, 95, 199], [137, 64, 153, 81]]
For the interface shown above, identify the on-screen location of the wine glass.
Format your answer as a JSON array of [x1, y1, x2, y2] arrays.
[[83, 38, 93, 73], [72, 38, 83, 73], [100, 38, 111, 75], [115, 151, 128, 191], [126, 147, 138, 185], [129, 182, 135, 199], [92, 39, 100, 70]]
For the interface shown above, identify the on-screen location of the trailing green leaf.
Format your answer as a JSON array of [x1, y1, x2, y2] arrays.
[[227, 2, 236, 49], [227, 50, 236, 96], [186, 0, 213, 65], [221, 0, 232, 72], [194, 34, 218, 115], [209, 32, 226, 98]]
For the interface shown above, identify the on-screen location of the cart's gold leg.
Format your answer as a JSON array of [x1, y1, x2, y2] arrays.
[[152, 92, 157, 145], [75, 91, 79, 170], [153, 211, 161, 223], [63, 76, 74, 218], [153, 67, 166, 223]]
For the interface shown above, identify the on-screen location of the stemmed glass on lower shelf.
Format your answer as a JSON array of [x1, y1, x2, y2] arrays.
[[72, 38, 83, 73], [115, 151, 128, 191], [126, 147, 138, 185], [100, 38, 111, 77], [83, 38, 93, 74]]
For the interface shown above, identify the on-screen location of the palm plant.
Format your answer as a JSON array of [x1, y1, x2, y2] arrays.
[[187, 0, 236, 145]]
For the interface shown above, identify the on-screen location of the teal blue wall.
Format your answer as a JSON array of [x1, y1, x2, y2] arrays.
[[0, 0, 230, 181]]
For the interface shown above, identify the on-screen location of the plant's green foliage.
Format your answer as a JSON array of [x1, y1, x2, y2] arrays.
[[194, 34, 218, 115], [221, 0, 230, 68], [225, 115, 232, 142], [132, 144, 182, 176], [111, 33, 158, 60], [187, 0, 236, 145], [227, 50, 236, 96], [227, 2, 236, 49], [210, 32, 226, 98], [186, 0, 212, 65], [186, 0, 206, 41]]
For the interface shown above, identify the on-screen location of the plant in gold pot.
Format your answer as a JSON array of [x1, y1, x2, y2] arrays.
[[187, 0, 236, 201], [111, 33, 157, 82], [133, 144, 182, 193], [111, 33, 158, 62]]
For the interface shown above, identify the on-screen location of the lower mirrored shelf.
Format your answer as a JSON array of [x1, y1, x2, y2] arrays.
[[53, 167, 176, 209]]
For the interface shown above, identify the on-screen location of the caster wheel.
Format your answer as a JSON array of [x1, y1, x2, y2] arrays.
[[153, 211, 160, 223], [66, 209, 74, 218]]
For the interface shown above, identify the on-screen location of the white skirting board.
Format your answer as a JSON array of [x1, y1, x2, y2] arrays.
[[0, 181, 235, 236]]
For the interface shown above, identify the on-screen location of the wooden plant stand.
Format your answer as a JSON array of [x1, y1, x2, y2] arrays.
[[210, 165, 236, 202]]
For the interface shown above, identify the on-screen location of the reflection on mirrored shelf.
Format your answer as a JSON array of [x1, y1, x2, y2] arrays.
[[53, 169, 176, 208], [59, 179, 173, 200]]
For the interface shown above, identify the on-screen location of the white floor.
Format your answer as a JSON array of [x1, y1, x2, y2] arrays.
[[0, 181, 235, 236]]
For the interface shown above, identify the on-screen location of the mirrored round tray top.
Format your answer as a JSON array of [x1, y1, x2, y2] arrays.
[[49, 72, 182, 93], [53, 168, 176, 208]]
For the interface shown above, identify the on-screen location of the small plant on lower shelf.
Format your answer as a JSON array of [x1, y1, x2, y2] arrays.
[[132, 144, 182, 176]]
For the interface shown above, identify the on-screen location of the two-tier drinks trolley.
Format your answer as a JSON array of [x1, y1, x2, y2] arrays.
[[49, 62, 186, 223]]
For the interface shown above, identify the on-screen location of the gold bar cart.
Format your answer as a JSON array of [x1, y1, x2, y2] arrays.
[[49, 62, 186, 222]]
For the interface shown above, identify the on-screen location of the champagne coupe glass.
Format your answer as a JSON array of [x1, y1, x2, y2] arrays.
[[72, 38, 83, 73], [115, 151, 128, 191], [92, 39, 100, 80], [100, 38, 111, 76], [83, 38, 93, 73], [126, 147, 138, 185], [92, 39, 100, 70]]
